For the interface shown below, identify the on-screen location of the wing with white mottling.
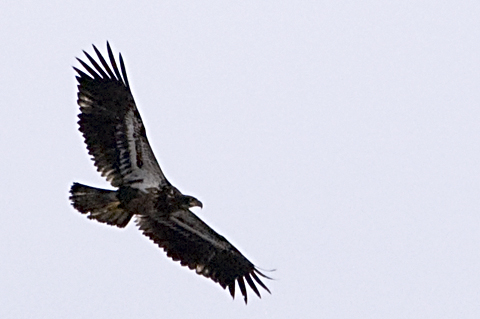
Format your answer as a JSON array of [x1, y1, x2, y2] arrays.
[[75, 42, 168, 190], [137, 209, 270, 303]]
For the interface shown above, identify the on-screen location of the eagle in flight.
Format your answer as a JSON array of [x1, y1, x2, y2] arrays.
[[69, 42, 270, 303]]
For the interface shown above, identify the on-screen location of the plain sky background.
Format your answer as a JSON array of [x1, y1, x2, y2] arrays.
[[1, 1, 480, 318]]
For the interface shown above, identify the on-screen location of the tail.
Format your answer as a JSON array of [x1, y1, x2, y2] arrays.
[[69, 182, 133, 228]]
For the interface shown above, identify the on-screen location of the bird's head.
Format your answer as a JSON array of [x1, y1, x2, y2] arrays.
[[183, 195, 203, 209]]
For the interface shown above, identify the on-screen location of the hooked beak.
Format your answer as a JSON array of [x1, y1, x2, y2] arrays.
[[191, 198, 203, 209]]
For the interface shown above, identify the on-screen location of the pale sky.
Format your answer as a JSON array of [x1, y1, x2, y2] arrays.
[[2, 1, 480, 318]]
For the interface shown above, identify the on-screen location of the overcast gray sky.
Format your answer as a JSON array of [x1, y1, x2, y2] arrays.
[[2, 1, 480, 318]]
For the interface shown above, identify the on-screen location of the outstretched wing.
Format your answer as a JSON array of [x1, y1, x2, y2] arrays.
[[74, 42, 168, 190], [137, 211, 270, 303]]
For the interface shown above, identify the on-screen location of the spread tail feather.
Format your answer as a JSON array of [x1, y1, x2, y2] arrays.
[[69, 182, 133, 227]]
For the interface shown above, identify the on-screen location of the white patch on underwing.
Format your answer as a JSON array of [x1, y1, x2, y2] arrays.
[[196, 264, 205, 274]]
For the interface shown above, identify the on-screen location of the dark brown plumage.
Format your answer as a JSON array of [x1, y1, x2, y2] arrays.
[[69, 42, 270, 303]]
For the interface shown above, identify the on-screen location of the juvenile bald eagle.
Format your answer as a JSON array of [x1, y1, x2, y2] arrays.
[[69, 42, 270, 303]]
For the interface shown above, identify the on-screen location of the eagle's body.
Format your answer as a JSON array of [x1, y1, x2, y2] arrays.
[[69, 43, 269, 303]]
